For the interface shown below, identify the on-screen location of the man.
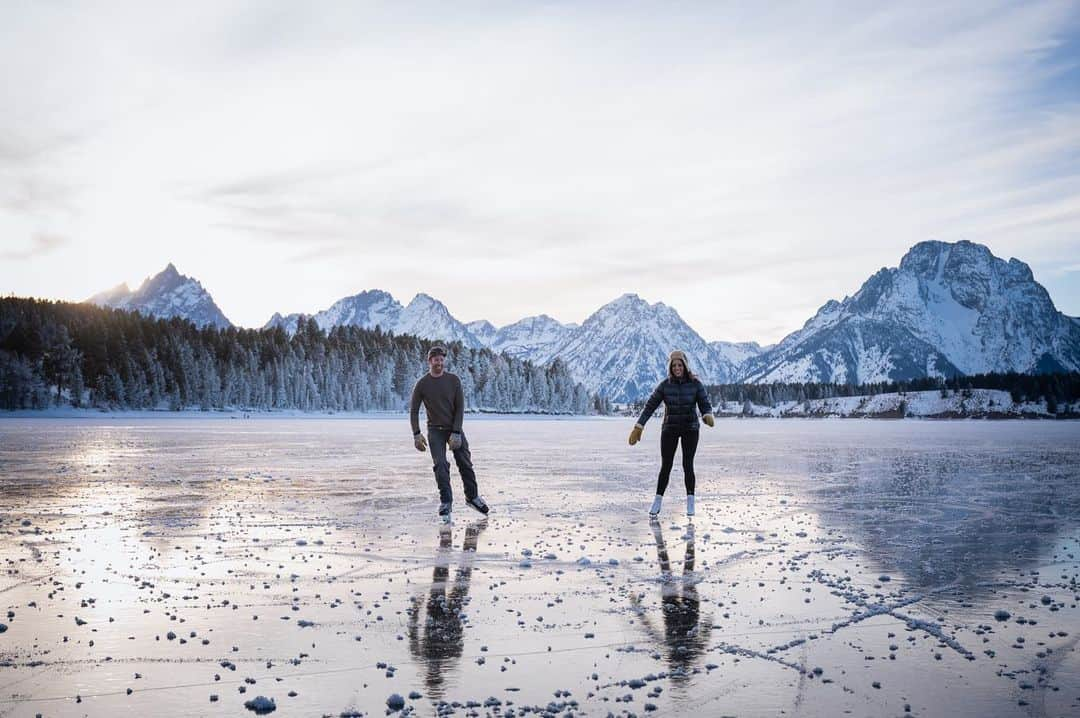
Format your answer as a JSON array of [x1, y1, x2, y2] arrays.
[[407, 520, 486, 696], [410, 345, 490, 521]]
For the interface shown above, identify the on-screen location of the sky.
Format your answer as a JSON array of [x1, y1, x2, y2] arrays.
[[2, 1, 1079, 344]]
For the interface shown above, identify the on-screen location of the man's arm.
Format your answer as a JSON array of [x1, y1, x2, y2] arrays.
[[409, 378, 424, 435], [452, 375, 465, 433]]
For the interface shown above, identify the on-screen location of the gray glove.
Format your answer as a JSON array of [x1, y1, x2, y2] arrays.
[[414, 433, 428, 452], [449, 432, 463, 450]]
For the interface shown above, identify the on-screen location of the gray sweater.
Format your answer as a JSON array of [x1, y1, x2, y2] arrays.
[[410, 372, 465, 434]]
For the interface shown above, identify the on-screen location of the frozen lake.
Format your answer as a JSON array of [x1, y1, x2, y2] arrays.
[[1, 417, 1079, 717]]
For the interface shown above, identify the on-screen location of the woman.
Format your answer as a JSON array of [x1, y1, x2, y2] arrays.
[[629, 350, 714, 517]]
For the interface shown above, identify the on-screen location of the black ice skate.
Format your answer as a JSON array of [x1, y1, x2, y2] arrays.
[[466, 496, 489, 515]]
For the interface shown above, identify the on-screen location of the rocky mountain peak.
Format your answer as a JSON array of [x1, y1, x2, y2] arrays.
[[87, 264, 231, 329], [741, 239, 1078, 383], [406, 293, 444, 310]]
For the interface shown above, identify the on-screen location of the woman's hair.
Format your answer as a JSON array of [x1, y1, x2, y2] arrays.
[[668, 358, 695, 381]]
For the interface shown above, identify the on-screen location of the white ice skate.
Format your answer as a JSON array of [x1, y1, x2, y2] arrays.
[[649, 494, 663, 518]]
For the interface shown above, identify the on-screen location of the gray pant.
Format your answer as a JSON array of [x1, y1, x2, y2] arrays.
[[427, 427, 478, 504]]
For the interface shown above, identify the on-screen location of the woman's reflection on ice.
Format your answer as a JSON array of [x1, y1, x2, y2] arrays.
[[632, 519, 712, 684]]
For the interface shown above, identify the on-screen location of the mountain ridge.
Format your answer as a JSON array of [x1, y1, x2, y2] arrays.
[[86, 263, 232, 329], [86, 240, 1079, 399]]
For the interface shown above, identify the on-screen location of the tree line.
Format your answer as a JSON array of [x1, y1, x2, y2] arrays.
[[696, 373, 1080, 413], [620, 373, 1080, 416], [0, 298, 610, 414]]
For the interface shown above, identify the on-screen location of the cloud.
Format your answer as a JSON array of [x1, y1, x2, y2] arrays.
[[209, 221, 348, 242], [0, 129, 88, 218], [1, 232, 69, 260], [0, 175, 80, 216], [1, 1, 1078, 338], [288, 243, 349, 263], [0, 131, 83, 166]]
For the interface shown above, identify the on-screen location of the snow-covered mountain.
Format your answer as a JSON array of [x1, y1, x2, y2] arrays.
[[464, 302, 732, 400], [312, 289, 402, 333], [267, 289, 758, 400], [740, 240, 1080, 383], [267, 290, 483, 347], [263, 312, 304, 334], [540, 294, 735, 402], [395, 294, 483, 348], [87, 282, 131, 307], [487, 314, 577, 363], [87, 267, 753, 399], [86, 264, 232, 329], [465, 320, 498, 346], [89, 239, 1077, 401], [711, 340, 764, 380]]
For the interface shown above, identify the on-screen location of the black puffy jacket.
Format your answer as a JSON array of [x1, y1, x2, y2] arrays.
[[637, 376, 713, 432]]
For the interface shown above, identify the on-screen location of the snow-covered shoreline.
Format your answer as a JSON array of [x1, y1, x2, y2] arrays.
[[713, 388, 1078, 419]]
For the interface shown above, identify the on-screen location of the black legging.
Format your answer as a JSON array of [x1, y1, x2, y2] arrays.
[[656, 428, 699, 496]]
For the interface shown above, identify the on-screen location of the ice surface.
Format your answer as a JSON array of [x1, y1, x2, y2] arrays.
[[0, 417, 1078, 716]]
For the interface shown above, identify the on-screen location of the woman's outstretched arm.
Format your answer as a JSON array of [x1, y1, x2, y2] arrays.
[[636, 381, 665, 426], [695, 380, 713, 417]]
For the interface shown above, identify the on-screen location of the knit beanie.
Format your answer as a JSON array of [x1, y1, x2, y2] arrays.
[[668, 350, 690, 374]]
